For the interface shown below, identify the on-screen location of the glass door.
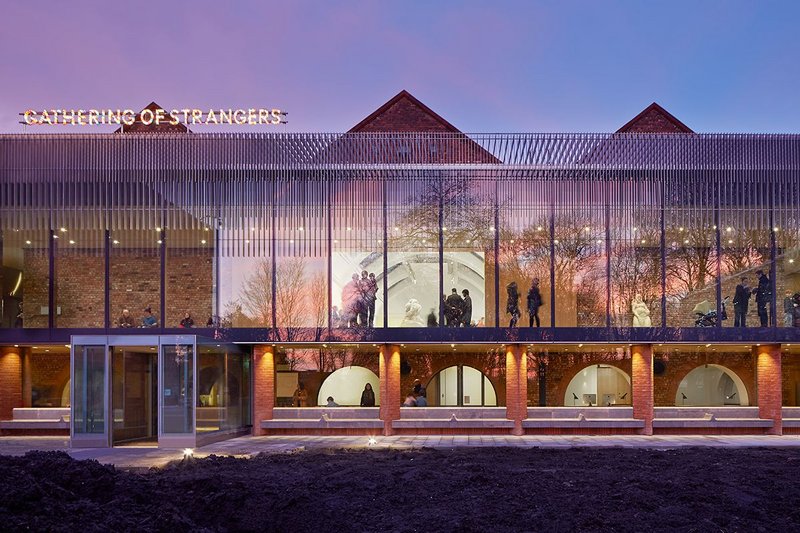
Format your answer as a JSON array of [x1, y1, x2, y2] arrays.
[[159, 335, 197, 448], [71, 337, 110, 448]]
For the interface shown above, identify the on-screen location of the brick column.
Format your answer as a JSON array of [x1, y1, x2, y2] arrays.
[[21, 349, 32, 408], [631, 344, 654, 436], [252, 345, 275, 436], [505, 344, 527, 436], [0, 346, 23, 420], [379, 344, 401, 436], [754, 344, 782, 435]]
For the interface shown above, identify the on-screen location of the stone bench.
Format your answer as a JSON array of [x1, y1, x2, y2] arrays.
[[0, 407, 70, 431], [523, 407, 643, 429], [653, 407, 772, 430], [262, 407, 382, 430], [782, 408, 800, 428], [393, 407, 515, 430]]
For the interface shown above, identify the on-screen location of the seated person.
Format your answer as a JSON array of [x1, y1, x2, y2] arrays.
[[403, 393, 417, 407], [414, 388, 428, 407], [118, 308, 135, 328], [141, 307, 158, 328], [180, 312, 194, 328], [325, 396, 339, 407]]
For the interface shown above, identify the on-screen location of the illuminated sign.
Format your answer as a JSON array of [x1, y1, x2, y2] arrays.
[[20, 108, 287, 126]]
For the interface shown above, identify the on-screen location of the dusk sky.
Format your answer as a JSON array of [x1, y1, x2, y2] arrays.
[[2, 1, 799, 133]]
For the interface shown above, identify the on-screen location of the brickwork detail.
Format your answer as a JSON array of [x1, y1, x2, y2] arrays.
[[755, 344, 782, 435], [505, 345, 527, 435], [379, 344, 401, 435], [654, 351, 755, 406], [631, 344, 654, 435], [0, 347, 23, 420], [252, 346, 275, 436], [401, 351, 505, 406]]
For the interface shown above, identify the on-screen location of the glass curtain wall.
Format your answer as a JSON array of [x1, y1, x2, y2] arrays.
[[664, 177, 718, 327], [498, 181, 551, 329], [386, 173, 440, 328], [165, 227, 214, 329], [609, 179, 663, 328], [553, 181, 607, 327], [54, 229, 106, 328], [1, 229, 49, 329], [275, 177, 328, 339], [197, 343, 251, 433], [109, 230, 162, 329], [442, 172, 492, 328], [331, 170, 384, 330]]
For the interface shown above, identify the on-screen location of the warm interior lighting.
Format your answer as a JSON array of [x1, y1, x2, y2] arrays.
[[59, 227, 67, 233], [69, 240, 75, 244], [155, 227, 162, 232], [112, 239, 119, 245], [200, 239, 207, 244], [25, 240, 31, 245]]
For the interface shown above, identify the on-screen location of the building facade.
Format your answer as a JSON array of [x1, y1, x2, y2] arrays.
[[1, 91, 800, 446]]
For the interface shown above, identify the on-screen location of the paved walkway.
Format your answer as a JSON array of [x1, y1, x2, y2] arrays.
[[2, 434, 800, 469]]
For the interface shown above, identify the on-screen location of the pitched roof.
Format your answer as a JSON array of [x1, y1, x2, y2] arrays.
[[349, 89, 463, 133], [616, 102, 693, 134], [116, 102, 190, 133]]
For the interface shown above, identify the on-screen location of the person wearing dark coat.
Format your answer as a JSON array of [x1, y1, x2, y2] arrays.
[[445, 288, 464, 327], [527, 278, 543, 328], [754, 269, 771, 327], [426, 308, 438, 327], [507, 281, 520, 327], [461, 289, 473, 327], [360, 383, 376, 407], [732, 276, 751, 328]]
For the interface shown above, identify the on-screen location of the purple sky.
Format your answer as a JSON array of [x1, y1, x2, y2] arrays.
[[2, 1, 799, 133]]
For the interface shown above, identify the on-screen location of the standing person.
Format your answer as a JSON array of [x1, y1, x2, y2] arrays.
[[360, 383, 376, 407], [755, 269, 771, 327], [445, 288, 464, 327], [342, 273, 361, 327], [461, 289, 472, 327], [179, 312, 194, 328], [292, 383, 308, 407], [526, 278, 543, 328], [784, 291, 795, 327], [14, 303, 23, 328], [507, 282, 520, 327], [358, 270, 370, 326], [367, 273, 378, 327], [426, 308, 438, 327], [141, 306, 158, 328], [331, 306, 342, 328], [733, 276, 751, 328]]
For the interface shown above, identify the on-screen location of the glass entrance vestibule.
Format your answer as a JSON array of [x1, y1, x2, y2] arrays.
[[71, 335, 251, 448]]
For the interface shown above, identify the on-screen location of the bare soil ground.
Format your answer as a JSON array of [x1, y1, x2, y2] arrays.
[[1, 447, 798, 532]]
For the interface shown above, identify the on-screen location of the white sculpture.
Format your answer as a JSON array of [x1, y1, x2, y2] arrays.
[[400, 298, 424, 327], [631, 293, 652, 327]]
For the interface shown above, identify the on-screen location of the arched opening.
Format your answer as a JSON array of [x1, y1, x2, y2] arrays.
[[426, 365, 497, 406], [61, 379, 71, 407], [317, 366, 380, 407], [563, 365, 631, 406], [675, 364, 749, 406]]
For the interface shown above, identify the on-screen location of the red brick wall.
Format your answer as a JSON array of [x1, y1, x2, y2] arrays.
[[505, 345, 526, 434], [401, 351, 506, 406], [29, 353, 70, 407], [355, 98, 452, 133], [252, 346, 274, 435], [527, 350, 631, 407], [632, 345, 654, 435], [755, 344, 782, 434], [379, 344, 400, 435], [22, 248, 213, 328], [653, 350, 756, 406], [0, 347, 23, 419]]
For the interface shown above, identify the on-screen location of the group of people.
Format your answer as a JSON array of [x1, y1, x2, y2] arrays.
[[117, 307, 159, 328], [441, 288, 474, 327], [733, 270, 773, 327], [506, 278, 544, 328], [403, 379, 428, 407], [117, 307, 198, 328], [335, 271, 379, 328], [291, 382, 378, 407]]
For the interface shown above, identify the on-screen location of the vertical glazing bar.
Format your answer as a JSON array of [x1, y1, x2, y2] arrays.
[[382, 177, 388, 328], [549, 194, 556, 328], [326, 175, 332, 331], [605, 198, 611, 329], [271, 173, 277, 331], [104, 229, 110, 330], [660, 181, 667, 327], [49, 228, 55, 330], [160, 229, 166, 329], [493, 185, 500, 328], [438, 178, 444, 328]]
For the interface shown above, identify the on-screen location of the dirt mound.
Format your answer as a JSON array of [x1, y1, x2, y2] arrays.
[[1, 447, 799, 532]]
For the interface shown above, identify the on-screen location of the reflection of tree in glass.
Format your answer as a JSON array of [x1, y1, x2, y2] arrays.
[[224, 257, 327, 337]]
